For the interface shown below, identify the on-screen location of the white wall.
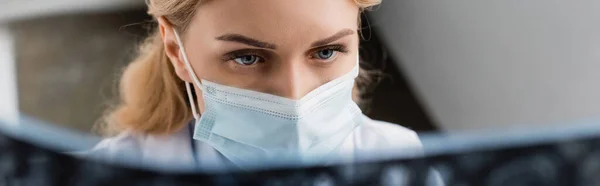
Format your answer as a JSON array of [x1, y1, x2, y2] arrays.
[[371, 1, 600, 132], [0, 26, 18, 126], [1, 0, 145, 23]]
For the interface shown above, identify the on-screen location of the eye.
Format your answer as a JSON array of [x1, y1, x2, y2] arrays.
[[233, 55, 261, 65], [314, 49, 337, 60], [310, 45, 349, 62]]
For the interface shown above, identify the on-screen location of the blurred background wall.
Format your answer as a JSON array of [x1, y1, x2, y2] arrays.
[[2, 1, 436, 134], [371, 0, 600, 132], [11, 10, 150, 132], [0, 26, 18, 126]]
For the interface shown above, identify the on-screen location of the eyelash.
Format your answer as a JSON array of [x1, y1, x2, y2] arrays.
[[223, 50, 266, 63], [311, 44, 350, 59]]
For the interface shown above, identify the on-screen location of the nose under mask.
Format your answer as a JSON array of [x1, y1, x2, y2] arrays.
[[173, 28, 364, 169]]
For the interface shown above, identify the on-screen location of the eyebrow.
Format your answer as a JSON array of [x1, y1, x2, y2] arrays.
[[215, 28, 355, 49], [216, 34, 277, 49], [311, 29, 355, 47]]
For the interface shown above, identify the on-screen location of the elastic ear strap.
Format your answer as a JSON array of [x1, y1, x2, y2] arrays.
[[173, 28, 201, 120], [185, 83, 200, 120], [173, 29, 204, 89], [353, 54, 360, 78]]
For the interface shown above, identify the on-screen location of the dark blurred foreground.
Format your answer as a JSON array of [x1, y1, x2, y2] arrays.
[[2, 119, 600, 186]]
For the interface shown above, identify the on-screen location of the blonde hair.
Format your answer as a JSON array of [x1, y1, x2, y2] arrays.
[[98, 0, 383, 136]]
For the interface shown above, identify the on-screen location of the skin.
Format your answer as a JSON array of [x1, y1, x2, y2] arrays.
[[159, 0, 360, 114]]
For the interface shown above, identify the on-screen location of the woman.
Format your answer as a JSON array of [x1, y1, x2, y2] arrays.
[[89, 0, 423, 171]]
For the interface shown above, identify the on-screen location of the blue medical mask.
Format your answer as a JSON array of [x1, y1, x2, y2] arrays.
[[174, 29, 363, 169]]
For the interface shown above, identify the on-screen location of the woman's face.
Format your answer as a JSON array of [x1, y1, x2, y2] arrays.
[[161, 0, 360, 112]]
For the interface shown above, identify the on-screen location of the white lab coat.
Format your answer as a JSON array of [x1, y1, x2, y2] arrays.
[[85, 114, 423, 171]]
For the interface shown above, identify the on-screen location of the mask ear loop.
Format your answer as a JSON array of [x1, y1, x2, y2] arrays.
[[173, 28, 202, 120], [356, 54, 360, 69]]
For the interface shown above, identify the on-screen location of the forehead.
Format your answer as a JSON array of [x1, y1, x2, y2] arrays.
[[187, 0, 359, 46]]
